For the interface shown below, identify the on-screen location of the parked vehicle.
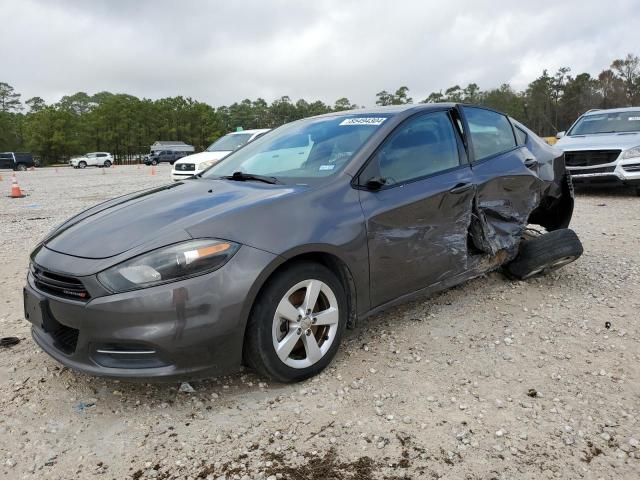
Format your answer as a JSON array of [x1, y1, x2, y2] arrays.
[[24, 104, 581, 383], [171, 129, 270, 181], [70, 152, 114, 169], [0, 152, 35, 171], [144, 150, 187, 166], [555, 107, 640, 195]]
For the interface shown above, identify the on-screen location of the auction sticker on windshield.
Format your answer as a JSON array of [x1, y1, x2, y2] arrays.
[[339, 117, 387, 126]]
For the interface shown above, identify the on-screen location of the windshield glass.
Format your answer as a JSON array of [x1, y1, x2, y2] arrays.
[[569, 111, 640, 135], [206, 133, 253, 152], [202, 114, 391, 181]]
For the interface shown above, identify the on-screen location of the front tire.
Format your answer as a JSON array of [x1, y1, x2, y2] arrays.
[[151, 160, 158, 166], [78, 161, 87, 169], [244, 262, 348, 382], [505, 229, 583, 280]]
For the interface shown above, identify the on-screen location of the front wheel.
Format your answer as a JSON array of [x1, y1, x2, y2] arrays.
[[78, 161, 87, 169], [151, 160, 158, 166], [505, 228, 583, 280], [244, 262, 347, 382]]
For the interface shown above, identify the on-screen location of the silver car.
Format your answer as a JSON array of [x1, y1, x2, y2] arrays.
[[555, 107, 640, 195]]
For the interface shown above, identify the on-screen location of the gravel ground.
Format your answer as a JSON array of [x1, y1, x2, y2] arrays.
[[0, 166, 639, 480]]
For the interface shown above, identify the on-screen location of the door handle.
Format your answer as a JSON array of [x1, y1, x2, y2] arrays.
[[449, 182, 473, 194], [524, 158, 538, 169]]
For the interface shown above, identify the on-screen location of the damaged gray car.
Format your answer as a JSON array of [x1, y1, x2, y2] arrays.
[[24, 104, 582, 383]]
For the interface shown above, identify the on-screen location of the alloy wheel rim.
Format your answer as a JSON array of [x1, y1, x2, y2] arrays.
[[271, 279, 339, 369]]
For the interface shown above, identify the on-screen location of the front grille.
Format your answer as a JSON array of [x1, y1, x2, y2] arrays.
[[565, 150, 621, 167], [31, 265, 90, 301], [622, 163, 640, 172], [175, 163, 195, 171], [571, 165, 617, 175]]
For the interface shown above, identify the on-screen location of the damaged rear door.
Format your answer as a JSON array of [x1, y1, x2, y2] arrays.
[[357, 109, 475, 308], [460, 106, 544, 257]]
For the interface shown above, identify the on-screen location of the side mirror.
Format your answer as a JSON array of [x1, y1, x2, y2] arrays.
[[365, 176, 387, 191], [556, 131, 565, 139]]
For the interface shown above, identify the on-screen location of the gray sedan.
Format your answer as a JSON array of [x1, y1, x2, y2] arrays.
[[24, 104, 580, 382]]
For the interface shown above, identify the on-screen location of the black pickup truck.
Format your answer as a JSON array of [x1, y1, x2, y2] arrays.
[[144, 150, 188, 165], [0, 152, 36, 170]]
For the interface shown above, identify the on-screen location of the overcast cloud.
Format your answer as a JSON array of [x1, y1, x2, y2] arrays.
[[1, 0, 639, 107]]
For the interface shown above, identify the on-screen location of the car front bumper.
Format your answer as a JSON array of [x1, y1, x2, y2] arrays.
[[568, 158, 640, 187], [171, 169, 201, 181], [24, 245, 277, 381]]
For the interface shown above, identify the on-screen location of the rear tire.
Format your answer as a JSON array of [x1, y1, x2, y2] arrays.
[[505, 228, 583, 280], [104, 160, 112, 168], [244, 262, 348, 382], [16, 163, 27, 171]]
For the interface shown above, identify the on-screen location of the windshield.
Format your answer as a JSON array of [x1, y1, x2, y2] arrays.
[[202, 114, 391, 182], [569, 111, 640, 135], [206, 133, 253, 152]]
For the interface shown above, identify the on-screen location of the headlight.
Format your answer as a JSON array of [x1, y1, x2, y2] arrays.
[[97, 239, 240, 293], [621, 146, 640, 159], [198, 159, 217, 170]]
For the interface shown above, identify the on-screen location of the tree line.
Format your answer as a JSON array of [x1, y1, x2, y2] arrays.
[[1, 53, 638, 164]]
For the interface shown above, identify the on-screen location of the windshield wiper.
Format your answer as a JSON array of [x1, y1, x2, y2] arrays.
[[222, 171, 279, 184]]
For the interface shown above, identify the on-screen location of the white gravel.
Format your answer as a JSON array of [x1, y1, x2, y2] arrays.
[[0, 166, 639, 479]]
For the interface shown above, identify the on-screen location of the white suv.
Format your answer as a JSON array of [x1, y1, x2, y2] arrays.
[[70, 152, 114, 169], [555, 107, 640, 195], [171, 129, 270, 181]]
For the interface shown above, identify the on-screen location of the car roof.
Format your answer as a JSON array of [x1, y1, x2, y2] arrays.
[[310, 103, 458, 119], [583, 106, 640, 116]]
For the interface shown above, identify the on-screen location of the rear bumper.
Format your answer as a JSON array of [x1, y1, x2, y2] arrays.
[[24, 245, 277, 381]]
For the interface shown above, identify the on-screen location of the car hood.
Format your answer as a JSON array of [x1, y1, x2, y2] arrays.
[[555, 132, 640, 152], [44, 180, 301, 259], [174, 150, 231, 166]]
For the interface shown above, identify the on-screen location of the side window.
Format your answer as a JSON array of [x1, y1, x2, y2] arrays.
[[374, 111, 460, 186], [463, 107, 517, 161]]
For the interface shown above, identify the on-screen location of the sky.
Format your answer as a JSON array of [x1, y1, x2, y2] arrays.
[[1, 0, 639, 108]]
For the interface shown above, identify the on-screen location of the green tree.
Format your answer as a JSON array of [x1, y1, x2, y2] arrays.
[[333, 97, 357, 111], [26, 97, 46, 113], [0, 82, 22, 112], [611, 53, 640, 103]]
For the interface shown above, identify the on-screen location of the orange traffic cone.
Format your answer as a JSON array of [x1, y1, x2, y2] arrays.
[[9, 175, 25, 198], [150, 166, 156, 176], [0, 173, 3, 181]]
